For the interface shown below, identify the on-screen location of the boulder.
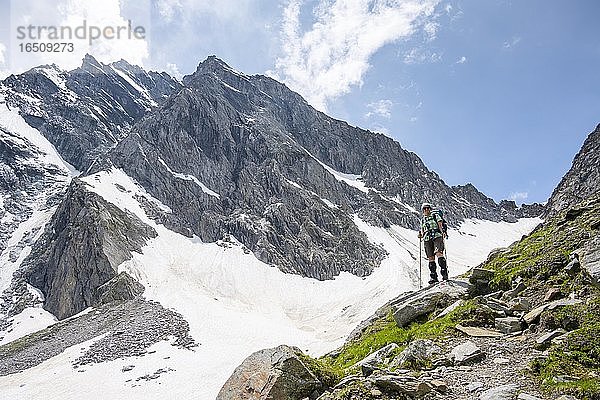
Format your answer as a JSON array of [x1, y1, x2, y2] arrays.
[[469, 268, 495, 295], [535, 329, 567, 347], [485, 298, 512, 316], [503, 282, 526, 300], [356, 343, 398, 375], [581, 235, 600, 282], [217, 345, 329, 400], [372, 374, 431, 396], [495, 317, 523, 334], [429, 379, 448, 393], [450, 341, 484, 365], [392, 282, 469, 328], [393, 291, 452, 327], [564, 255, 581, 274], [479, 383, 518, 400], [390, 339, 441, 369], [543, 287, 563, 302], [469, 268, 495, 283], [509, 297, 531, 312], [524, 298, 583, 324], [95, 272, 145, 305]]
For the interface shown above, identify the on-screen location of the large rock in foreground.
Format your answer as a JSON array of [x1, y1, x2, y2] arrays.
[[217, 345, 331, 400]]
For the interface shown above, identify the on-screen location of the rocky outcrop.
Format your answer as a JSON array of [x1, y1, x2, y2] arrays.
[[546, 124, 600, 216], [95, 272, 145, 305], [24, 180, 156, 320], [2, 55, 181, 172], [216, 345, 332, 400]]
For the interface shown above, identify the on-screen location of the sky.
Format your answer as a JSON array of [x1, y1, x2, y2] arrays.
[[0, 0, 599, 205]]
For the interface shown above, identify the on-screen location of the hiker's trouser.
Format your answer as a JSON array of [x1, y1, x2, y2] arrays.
[[425, 237, 448, 280], [424, 237, 444, 258]]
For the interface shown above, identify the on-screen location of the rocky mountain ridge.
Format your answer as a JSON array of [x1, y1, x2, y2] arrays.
[[546, 124, 600, 217], [100, 55, 543, 280]]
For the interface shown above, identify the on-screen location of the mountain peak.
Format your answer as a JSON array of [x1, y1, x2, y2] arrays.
[[191, 55, 246, 78], [80, 54, 103, 72]]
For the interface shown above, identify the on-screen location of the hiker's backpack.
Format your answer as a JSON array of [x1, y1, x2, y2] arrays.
[[432, 209, 448, 236]]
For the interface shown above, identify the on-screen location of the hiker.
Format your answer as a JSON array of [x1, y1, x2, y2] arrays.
[[418, 202, 448, 284]]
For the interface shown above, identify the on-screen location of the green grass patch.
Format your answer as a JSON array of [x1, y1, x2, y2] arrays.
[[530, 300, 600, 399], [321, 300, 487, 375], [483, 197, 600, 291], [298, 352, 342, 387]]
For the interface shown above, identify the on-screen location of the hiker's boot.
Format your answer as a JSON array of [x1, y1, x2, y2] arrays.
[[438, 257, 449, 281], [428, 261, 438, 284]]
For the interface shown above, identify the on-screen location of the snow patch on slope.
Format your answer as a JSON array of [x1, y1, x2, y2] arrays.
[[0, 103, 79, 176], [157, 158, 220, 198], [1, 167, 541, 400]]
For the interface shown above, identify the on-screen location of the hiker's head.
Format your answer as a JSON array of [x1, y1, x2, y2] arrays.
[[421, 203, 432, 215]]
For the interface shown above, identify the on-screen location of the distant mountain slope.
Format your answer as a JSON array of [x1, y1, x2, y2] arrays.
[[546, 124, 600, 216]]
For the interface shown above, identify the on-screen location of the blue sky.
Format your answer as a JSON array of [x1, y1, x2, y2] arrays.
[[1, 0, 599, 204]]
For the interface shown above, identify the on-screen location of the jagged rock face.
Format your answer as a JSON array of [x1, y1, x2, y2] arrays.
[[24, 180, 157, 320], [0, 127, 66, 256], [546, 124, 600, 216], [0, 55, 178, 324], [2, 55, 181, 172], [102, 56, 537, 279], [107, 58, 387, 279]]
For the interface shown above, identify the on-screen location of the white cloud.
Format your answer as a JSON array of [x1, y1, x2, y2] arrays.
[[6, 0, 150, 74], [509, 191, 528, 203], [365, 99, 393, 118], [0, 42, 7, 78], [455, 55, 466, 64], [503, 36, 521, 49], [0, 43, 5, 66], [424, 21, 439, 41], [271, 0, 441, 111], [403, 47, 442, 64], [156, 0, 183, 22], [165, 62, 183, 80], [154, 0, 259, 24]]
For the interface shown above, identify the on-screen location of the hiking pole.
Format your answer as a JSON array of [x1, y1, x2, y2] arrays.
[[418, 237, 422, 289]]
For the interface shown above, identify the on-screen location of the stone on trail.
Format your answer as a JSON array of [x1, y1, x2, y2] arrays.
[[535, 329, 567, 346], [390, 339, 441, 369], [517, 393, 544, 400], [479, 383, 518, 400], [455, 324, 503, 338], [495, 317, 523, 334], [356, 342, 398, 375], [450, 341, 484, 365]]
